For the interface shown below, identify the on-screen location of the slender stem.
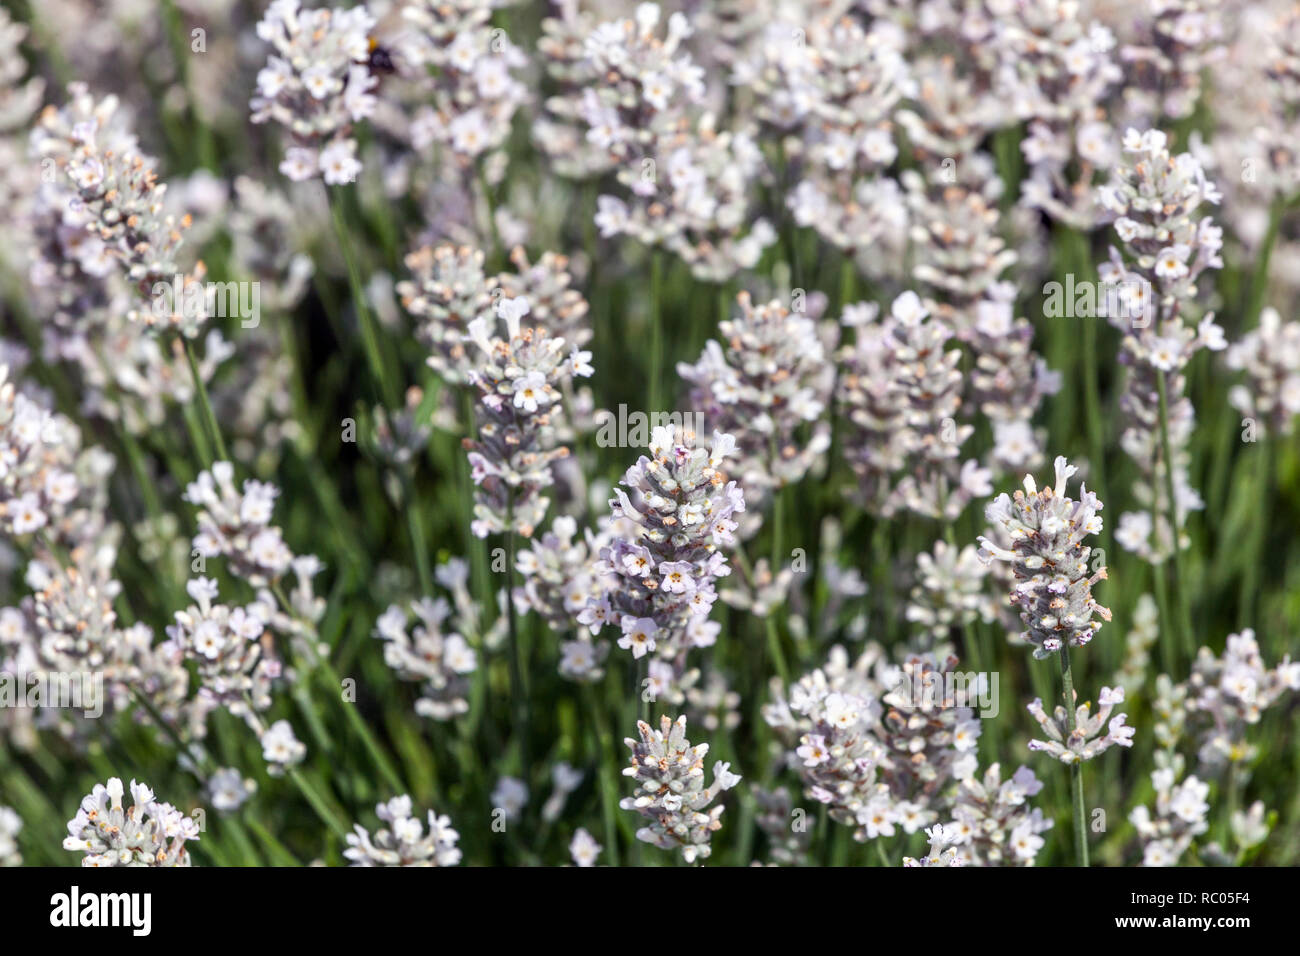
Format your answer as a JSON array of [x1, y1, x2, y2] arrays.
[[400, 472, 434, 596], [1238, 438, 1273, 629], [477, 162, 503, 269], [285, 765, 350, 840], [764, 615, 790, 685], [581, 684, 621, 866], [327, 187, 397, 407], [648, 250, 664, 416], [503, 489, 531, 783], [1067, 229, 1109, 508], [270, 583, 407, 796], [183, 336, 229, 464], [1155, 369, 1195, 656], [1057, 646, 1089, 867]]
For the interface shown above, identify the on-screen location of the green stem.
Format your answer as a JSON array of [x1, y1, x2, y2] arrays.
[[285, 765, 350, 840], [270, 584, 407, 796], [1237, 438, 1273, 629], [648, 250, 664, 416], [183, 336, 229, 464], [582, 683, 621, 867], [1058, 646, 1089, 867], [1155, 369, 1195, 657], [327, 187, 397, 407], [503, 489, 531, 783]]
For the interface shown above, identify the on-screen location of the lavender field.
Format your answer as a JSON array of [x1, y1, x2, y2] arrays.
[[0, 0, 1297, 869]]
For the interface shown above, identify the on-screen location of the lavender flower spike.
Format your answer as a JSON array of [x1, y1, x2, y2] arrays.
[[620, 714, 741, 863], [978, 456, 1111, 659]]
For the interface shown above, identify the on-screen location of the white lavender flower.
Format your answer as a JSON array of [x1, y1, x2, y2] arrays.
[[0, 806, 20, 866], [168, 576, 281, 725], [1026, 685, 1135, 763], [63, 778, 198, 867], [1184, 629, 1300, 770], [1119, 0, 1224, 124], [1129, 764, 1210, 866], [996, 1, 1122, 228], [905, 539, 997, 647], [514, 514, 595, 630], [260, 719, 306, 774], [542, 762, 584, 822], [1225, 306, 1300, 438], [836, 292, 991, 520], [753, 786, 811, 866], [206, 768, 256, 813], [677, 291, 836, 517], [1099, 128, 1225, 562], [902, 822, 965, 867], [398, 243, 492, 386], [582, 426, 745, 659], [184, 462, 296, 587], [491, 776, 528, 821], [566, 4, 705, 169], [250, 0, 377, 185], [765, 645, 979, 841], [741, 15, 912, 257], [944, 763, 1052, 866], [400, 0, 528, 163], [569, 826, 602, 867], [978, 456, 1111, 659], [596, 117, 776, 282], [620, 714, 740, 863], [463, 297, 591, 538], [374, 595, 477, 721], [1115, 593, 1160, 695], [344, 795, 462, 867]]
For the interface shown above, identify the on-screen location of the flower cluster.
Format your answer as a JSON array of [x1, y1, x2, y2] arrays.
[[1100, 130, 1225, 562], [184, 462, 296, 587], [373, 596, 478, 721], [753, 786, 811, 866], [0, 365, 99, 541], [765, 645, 980, 842], [996, 1, 1121, 228], [401, 1, 528, 163], [35, 85, 209, 335], [582, 427, 744, 659], [677, 291, 836, 517], [344, 795, 462, 867], [1183, 629, 1300, 770], [398, 243, 492, 385], [902, 822, 965, 867], [620, 715, 740, 863], [944, 763, 1052, 866], [905, 540, 997, 649], [1119, 0, 1224, 124], [1026, 685, 1135, 763], [492, 247, 592, 350], [63, 778, 198, 867], [978, 456, 1111, 659], [567, 4, 704, 168], [1225, 306, 1300, 438], [836, 292, 990, 520], [738, 15, 911, 255], [250, 0, 377, 184], [595, 119, 776, 282], [463, 297, 591, 538], [167, 577, 281, 727], [1129, 763, 1210, 866], [514, 514, 595, 630]]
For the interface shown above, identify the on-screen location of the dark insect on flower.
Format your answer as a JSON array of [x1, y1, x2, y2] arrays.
[[366, 37, 397, 76]]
